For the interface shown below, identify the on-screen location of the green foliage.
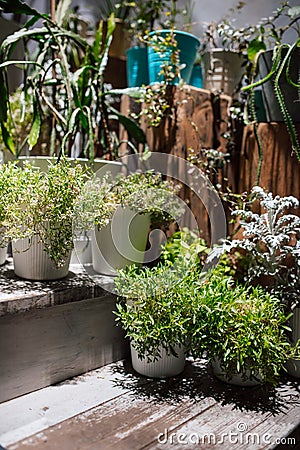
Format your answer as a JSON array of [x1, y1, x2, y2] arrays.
[[201, 1, 300, 57], [217, 186, 300, 308], [0, 1, 146, 159], [130, 30, 182, 128], [2, 158, 87, 267], [114, 229, 209, 360], [114, 225, 298, 384], [74, 170, 183, 233], [242, 39, 300, 163], [0, 87, 33, 156], [191, 266, 299, 385]]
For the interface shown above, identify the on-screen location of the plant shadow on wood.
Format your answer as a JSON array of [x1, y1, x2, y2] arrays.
[[0, 260, 98, 296], [109, 357, 300, 415]]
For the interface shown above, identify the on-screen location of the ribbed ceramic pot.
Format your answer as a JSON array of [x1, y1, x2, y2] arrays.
[[131, 343, 186, 378], [71, 232, 92, 266], [0, 244, 7, 265], [211, 358, 262, 387], [202, 49, 245, 98], [92, 208, 150, 276], [12, 235, 71, 281]]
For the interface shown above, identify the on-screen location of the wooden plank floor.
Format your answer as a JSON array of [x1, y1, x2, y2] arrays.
[[1, 358, 300, 450]]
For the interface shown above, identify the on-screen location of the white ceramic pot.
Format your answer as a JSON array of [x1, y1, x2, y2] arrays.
[[92, 208, 151, 276], [202, 49, 245, 98], [211, 358, 262, 387], [12, 235, 71, 281], [0, 244, 7, 265], [131, 343, 186, 378], [71, 232, 92, 265], [286, 307, 300, 379]]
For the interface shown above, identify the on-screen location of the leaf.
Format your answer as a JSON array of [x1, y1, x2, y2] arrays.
[[108, 87, 145, 99], [28, 107, 41, 150], [0, 0, 47, 19], [0, 70, 8, 123], [55, 0, 72, 27], [247, 38, 266, 62], [108, 105, 146, 144], [0, 123, 16, 155]]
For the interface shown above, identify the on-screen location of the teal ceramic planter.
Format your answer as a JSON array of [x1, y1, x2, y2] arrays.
[[190, 64, 203, 88], [147, 30, 200, 85], [126, 46, 149, 87]]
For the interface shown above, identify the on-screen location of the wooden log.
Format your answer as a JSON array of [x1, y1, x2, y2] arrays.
[[239, 123, 300, 213], [120, 86, 234, 243]]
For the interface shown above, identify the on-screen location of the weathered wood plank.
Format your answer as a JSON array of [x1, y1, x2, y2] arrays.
[[0, 295, 129, 403], [239, 123, 300, 207], [6, 360, 300, 450]]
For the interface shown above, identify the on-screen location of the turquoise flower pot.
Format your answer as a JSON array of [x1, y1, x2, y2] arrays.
[[190, 64, 203, 88], [126, 46, 149, 87], [147, 30, 200, 85]]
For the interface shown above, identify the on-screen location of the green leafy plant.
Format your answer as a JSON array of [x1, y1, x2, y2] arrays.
[[4, 158, 87, 267], [242, 38, 300, 164], [114, 229, 208, 361], [191, 266, 300, 385], [130, 29, 182, 128], [119, 0, 184, 47], [0, 161, 24, 247], [0, 0, 146, 160], [212, 186, 300, 309], [74, 170, 183, 233]]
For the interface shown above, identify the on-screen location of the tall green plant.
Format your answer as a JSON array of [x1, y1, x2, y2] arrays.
[[242, 39, 300, 164], [0, 0, 146, 160], [4, 158, 87, 267]]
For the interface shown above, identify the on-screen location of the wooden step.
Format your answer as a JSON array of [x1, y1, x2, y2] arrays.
[[0, 359, 299, 449], [0, 260, 129, 403]]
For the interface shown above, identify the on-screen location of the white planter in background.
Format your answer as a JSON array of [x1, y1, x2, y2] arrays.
[[202, 49, 245, 98], [92, 208, 150, 276], [71, 233, 92, 266], [0, 244, 7, 265], [12, 235, 71, 281], [130, 343, 186, 378]]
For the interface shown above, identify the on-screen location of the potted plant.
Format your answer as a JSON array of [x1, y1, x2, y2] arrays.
[[241, 2, 300, 164], [121, 0, 176, 87], [199, 2, 251, 98], [114, 228, 208, 377], [191, 264, 299, 386], [200, 2, 300, 99], [74, 169, 183, 275], [122, 0, 172, 87], [123, 0, 197, 87], [0, 0, 146, 162], [4, 157, 87, 280], [0, 162, 19, 265], [208, 186, 300, 379]]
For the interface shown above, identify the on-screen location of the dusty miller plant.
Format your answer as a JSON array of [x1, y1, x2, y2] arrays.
[[219, 186, 300, 308]]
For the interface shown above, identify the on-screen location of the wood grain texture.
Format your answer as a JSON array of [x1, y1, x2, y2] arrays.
[[239, 123, 300, 205], [0, 296, 129, 403], [6, 359, 300, 450]]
